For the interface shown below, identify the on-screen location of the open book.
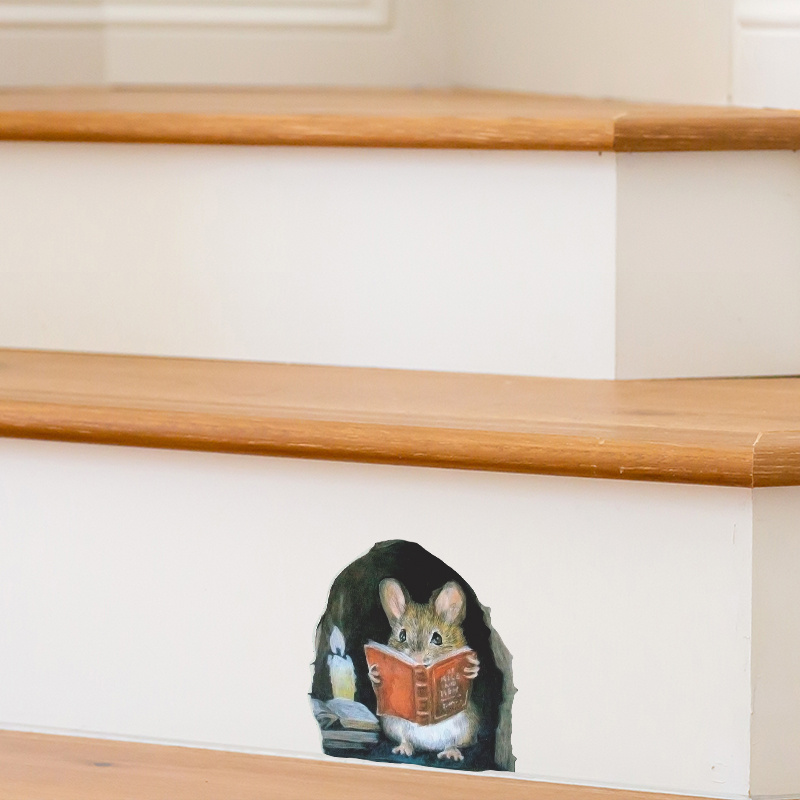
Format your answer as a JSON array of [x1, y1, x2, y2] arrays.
[[364, 642, 474, 726]]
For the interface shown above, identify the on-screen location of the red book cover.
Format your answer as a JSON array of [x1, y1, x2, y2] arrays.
[[364, 642, 474, 725]]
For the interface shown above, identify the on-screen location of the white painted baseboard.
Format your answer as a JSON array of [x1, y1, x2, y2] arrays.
[[0, 1, 391, 28]]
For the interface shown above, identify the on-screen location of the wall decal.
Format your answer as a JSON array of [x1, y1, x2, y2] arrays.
[[310, 540, 515, 772]]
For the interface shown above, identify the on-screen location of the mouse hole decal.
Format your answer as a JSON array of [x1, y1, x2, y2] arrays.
[[309, 540, 515, 772]]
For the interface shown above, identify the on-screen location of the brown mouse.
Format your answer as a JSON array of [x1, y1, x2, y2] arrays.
[[368, 578, 480, 760]]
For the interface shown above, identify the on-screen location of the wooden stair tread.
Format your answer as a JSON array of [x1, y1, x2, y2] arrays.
[[1, 349, 800, 487], [1, 88, 800, 151], [0, 730, 708, 800]]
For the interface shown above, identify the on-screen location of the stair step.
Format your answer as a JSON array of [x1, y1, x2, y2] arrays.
[[2, 348, 800, 487], [2, 88, 800, 151], [2, 357, 798, 796], [2, 91, 800, 380], [0, 730, 698, 800]]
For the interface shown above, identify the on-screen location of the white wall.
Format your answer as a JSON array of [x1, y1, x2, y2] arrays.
[[0, 437, 754, 797]]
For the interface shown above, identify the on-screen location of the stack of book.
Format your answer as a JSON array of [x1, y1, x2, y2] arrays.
[[311, 697, 380, 751]]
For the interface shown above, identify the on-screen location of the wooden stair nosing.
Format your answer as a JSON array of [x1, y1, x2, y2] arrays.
[[1, 89, 800, 151], [2, 349, 800, 488]]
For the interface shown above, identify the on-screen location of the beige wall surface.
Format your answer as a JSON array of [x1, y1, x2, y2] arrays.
[[451, 0, 735, 104], [0, 27, 104, 87], [0, 0, 452, 88], [0, 0, 103, 87], [0, 0, 734, 100], [105, 0, 452, 87], [6, 0, 800, 110]]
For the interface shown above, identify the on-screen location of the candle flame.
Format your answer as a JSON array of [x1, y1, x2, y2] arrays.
[[330, 625, 346, 656]]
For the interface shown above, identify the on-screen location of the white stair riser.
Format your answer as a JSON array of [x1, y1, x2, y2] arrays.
[[2, 143, 799, 379], [751, 487, 800, 799], [0, 142, 617, 378], [2, 437, 783, 798]]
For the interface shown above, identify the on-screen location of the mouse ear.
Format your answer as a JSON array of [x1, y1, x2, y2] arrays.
[[432, 581, 466, 625], [379, 578, 409, 624]]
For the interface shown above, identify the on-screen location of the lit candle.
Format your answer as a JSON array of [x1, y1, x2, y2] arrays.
[[327, 626, 356, 700]]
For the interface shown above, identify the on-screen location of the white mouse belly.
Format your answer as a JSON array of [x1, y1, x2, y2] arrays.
[[381, 704, 478, 752]]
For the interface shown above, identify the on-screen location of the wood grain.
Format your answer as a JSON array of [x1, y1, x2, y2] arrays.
[[0, 730, 712, 800], [614, 113, 800, 151], [1, 88, 799, 151], [1, 349, 800, 487]]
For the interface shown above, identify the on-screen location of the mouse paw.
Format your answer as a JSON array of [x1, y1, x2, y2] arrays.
[[368, 664, 381, 685], [463, 654, 480, 680], [437, 747, 463, 761], [392, 741, 414, 757]]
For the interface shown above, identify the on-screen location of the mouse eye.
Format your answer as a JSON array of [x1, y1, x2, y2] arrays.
[[430, 632, 443, 646], [397, 629, 406, 643]]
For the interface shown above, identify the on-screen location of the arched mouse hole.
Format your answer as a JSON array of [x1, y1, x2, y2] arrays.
[[310, 540, 515, 772]]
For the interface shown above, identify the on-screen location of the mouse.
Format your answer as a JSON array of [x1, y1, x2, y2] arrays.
[[368, 577, 480, 761]]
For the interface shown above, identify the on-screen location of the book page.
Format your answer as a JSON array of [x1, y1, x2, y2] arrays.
[[326, 698, 379, 731]]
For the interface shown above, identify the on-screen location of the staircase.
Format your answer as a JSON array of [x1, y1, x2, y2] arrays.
[[1, 88, 800, 800]]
